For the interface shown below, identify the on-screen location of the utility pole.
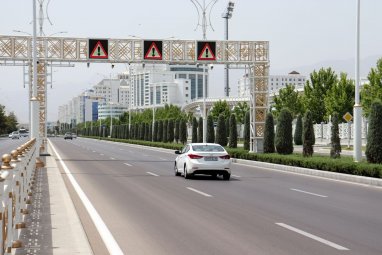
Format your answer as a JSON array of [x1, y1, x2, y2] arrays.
[[222, 1, 235, 97]]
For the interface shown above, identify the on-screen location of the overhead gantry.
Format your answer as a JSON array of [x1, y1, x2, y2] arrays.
[[0, 35, 269, 152]]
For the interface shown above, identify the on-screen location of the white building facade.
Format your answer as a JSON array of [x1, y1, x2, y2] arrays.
[[238, 71, 306, 97]]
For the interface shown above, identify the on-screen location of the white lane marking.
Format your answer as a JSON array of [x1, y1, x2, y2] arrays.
[[119, 148, 123, 151], [276, 223, 349, 251], [110, 157, 115, 160], [147, 172, 159, 177], [159, 157, 167, 161], [48, 140, 124, 255], [100, 154, 104, 156], [187, 187, 213, 197], [124, 163, 132, 167], [92, 150, 96, 153], [232, 174, 241, 178], [290, 188, 327, 198]]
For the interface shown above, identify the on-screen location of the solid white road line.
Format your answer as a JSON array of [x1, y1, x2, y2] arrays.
[[275, 223, 349, 251], [48, 140, 124, 255], [187, 187, 213, 197], [110, 157, 115, 160], [232, 174, 241, 178], [124, 163, 132, 167], [147, 172, 159, 176], [290, 188, 328, 198]]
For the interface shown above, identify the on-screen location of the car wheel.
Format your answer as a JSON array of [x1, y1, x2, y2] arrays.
[[174, 163, 181, 176], [211, 173, 218, 179], [184, 164, 192, 179], [223, 173, 230, 181]]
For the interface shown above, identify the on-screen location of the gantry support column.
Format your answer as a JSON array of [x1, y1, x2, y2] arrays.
[[249, 63, 269, 153]]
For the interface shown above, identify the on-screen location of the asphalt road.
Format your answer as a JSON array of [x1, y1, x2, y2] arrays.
[[0, 137, 28, 156], [49, 137, 382, 255]]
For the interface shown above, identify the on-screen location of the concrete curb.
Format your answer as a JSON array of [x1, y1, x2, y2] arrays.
[[232, 158, 382, 187]]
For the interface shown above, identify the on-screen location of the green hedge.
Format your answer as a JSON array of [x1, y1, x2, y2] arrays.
[[83, 136, 382, 179], [226, 148, 382, 178]]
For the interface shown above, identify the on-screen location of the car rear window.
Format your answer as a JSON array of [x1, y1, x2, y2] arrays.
[[192, 145, 225, 152]]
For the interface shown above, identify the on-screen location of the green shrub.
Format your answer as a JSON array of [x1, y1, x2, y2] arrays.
[[163, 119, 168, 143], [263, 113, 275, 153], [168, 119, 174, 143], [158, 120, 163, 142], [207, 115, 215, 143], [229, 114, 237, 148], [330, 112, 341, 158], [276, 108, 293, 154], [192, 117, 198, 143], [198, 117, 203, 143], [303, 110, 314, 157], [174, 119, 180, 143], [366, 101, 382, 164], [215, 114, 227, 146], [244, 111, 250, 150], [180, 119, 187, 144], [294, 114, 303, 145]]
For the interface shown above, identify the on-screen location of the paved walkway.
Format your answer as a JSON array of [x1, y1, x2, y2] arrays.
[[14, 145, 93, 255]]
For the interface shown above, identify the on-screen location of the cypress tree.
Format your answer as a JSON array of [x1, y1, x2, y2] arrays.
[[215, 114, 227, 146], [174, 119, 180, 143], [330, 112, 341, 158], [228, 114, 238, 148], [275, 108, 293, 154], [263, 113, 275, 153], [140, 123, 145, 140], [158, 120, 163, 142], [148, 123, 153, 141], [145, 123, 150, 141], [244, 111, 250, 150], [168, 119, 174, 143], [302, 110, 315, 157], [135, 123, 139, 139], [207, 115, 215, 143], [294, 114, 303, 145], [225, 118, 230, 145], [163, 119, 168, 143], [197, 117, 203, 143], [366, 101, 382, 163], [192, 117, 198, 143], [180, 119, 187, 144], [153, 121, 158, 142]]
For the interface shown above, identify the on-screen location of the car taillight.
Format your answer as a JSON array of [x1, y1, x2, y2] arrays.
[[219, 155, 231, 159], [188, 154, 203, 159]]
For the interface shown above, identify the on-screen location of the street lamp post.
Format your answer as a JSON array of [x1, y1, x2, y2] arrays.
[[31, 0, 38, 140], [222, 1, 235, 97], [353, 0, 362, 162], [110, 102, 113, 137]]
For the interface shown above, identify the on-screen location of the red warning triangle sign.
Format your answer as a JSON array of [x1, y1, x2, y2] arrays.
[[90, 41, 108, 59], [144, 42, 162, 60], [198, 43, 216, 60]]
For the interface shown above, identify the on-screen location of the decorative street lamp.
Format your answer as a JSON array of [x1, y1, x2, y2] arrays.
[[222, 1, 235, 97]]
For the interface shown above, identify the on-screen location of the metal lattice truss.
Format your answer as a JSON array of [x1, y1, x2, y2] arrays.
[[0, 35, 269, 152], [0, 35, 268, 64]]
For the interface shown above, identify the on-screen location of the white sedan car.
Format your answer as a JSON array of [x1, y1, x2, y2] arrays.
[[174, 143, 231, 180]]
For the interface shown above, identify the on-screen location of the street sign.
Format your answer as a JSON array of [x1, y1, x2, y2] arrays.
[[89, 39, 108, 59], [197, 41, 216, 61], [144, 40, 162, 60], [343, 112, 353, 122]]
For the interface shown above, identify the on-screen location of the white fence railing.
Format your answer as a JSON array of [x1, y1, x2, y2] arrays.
[[0, 138, 41, 254]]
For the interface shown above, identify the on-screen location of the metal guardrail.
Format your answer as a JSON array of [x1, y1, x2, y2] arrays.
[[0, 138, 42, 254]]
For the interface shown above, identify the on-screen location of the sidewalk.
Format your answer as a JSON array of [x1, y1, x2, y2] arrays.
[[14, 144, 93, 255]]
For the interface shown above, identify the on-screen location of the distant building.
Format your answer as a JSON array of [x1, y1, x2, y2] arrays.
[[57, 64, 209, 125], [238, 71, 306, 97]]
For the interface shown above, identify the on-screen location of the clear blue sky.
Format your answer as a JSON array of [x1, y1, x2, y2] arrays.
[[1, 0, 381, 123]]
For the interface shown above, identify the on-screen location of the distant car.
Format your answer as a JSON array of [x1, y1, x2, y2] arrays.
[[174, 143, 231, 180], [64, 132, 72, 140], [71, 133, 77, 138], [8, 133, 12, 138], [10, 131, 20, 139]]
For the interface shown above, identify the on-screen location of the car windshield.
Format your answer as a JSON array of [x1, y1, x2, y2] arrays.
[[192, 145, 225, 152]]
